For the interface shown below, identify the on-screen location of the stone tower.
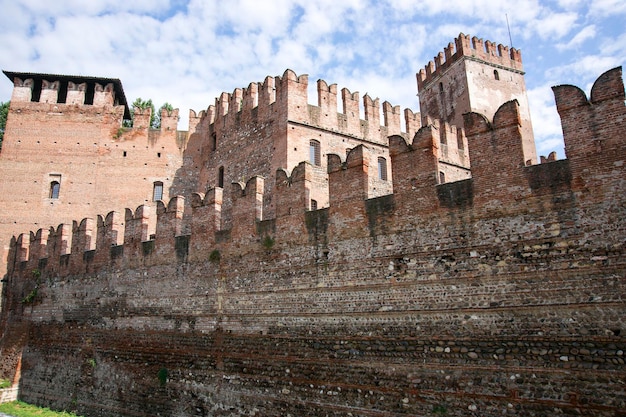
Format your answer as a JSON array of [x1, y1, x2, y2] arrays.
[[417, 33, 537, 165]]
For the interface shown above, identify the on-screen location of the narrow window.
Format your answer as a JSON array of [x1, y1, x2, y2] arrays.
[[211, 133, 217, 151], [309, 140, 321, 166], [439, 82, 444, 92], [439, 171, 446, 184], [377, 157, 388, 181], [310, 199, 318, 211], [494, 70, 500, 80], [153, 181, 164, 201], [49, 181, 60, 199], [218, 166, 224, 188]]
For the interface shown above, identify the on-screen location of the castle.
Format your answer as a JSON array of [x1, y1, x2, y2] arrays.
[[0, 34, 624, 416]]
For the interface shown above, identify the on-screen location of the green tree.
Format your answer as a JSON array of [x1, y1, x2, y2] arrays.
[[123, 99, 174, 129], [153, 102, 174, 129], [0, 101, 9, 150]]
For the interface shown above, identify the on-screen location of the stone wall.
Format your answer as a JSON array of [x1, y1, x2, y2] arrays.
[[0, 68, 624, 416]]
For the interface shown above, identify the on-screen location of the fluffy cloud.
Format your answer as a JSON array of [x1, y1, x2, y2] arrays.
[[0, 0, 622, 158]]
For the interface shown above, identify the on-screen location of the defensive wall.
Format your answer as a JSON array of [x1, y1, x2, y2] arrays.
[[0, 67, 624, 416], [0, 71, 186, 269], [173, 69, 443, 229]]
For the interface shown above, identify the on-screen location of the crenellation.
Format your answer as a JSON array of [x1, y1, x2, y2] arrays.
[[66, 81, 86, 105], [2, 41, 626, 417], [230, 177, 265, 242], [10, 77, 34, 102], [403, 108, 421, 140], [189, 188, 222, 260], [464, 100, 531, 208], [389, 126, 440, 213], [317, 79, 338, 129], [382, 101, 402, 136], [27, 228, 48, 265], [93, 82, 115, 107], [15, 233, 29, 263], [418, 33, 524, 91], [132, 106, 151, 129], [340, 87, 360, 134], [159, 107, 179, 131], [242, 82, 258, 113], [39, 80, 59, 103]]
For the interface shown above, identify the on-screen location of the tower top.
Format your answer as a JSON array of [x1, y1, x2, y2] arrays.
[[2, 70, 131, 119], [417, 33, 523, 91]]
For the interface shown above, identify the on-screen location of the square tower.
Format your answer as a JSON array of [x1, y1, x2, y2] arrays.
[[417, 33, 537, 165]]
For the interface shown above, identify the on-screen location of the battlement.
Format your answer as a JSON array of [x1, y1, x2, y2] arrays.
[[189, 69, 420, 143], [2, 71, 131, 119], [8, 67, 624, 278], [417, 33, 523, 90], [3, 67, 626, 417]]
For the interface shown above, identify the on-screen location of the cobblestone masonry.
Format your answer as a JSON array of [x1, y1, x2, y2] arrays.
[[0, 65, 624, 416]]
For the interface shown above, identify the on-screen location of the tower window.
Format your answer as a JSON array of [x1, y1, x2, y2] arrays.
[[494, 70, 500, 80], [439, 171, 446, 184], [309, 140, 321, 166], [211, 132, 217, 151], [439, 82, 444, 92], [377, 157, 388, 181], [218, 166, 224, 188], [153, 181, 164, 201], [310, 199, 318, 211], [49, 181, 60, 199]]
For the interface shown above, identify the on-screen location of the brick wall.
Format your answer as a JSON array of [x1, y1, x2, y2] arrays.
[[0, 67, 624, 416]]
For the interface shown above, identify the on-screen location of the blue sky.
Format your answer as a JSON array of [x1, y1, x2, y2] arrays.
[[0, 0, 624, 158]]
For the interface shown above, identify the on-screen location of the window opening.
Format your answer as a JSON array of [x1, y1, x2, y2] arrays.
[[153, 181, 164, 201], [310, 199, 318, 211], [49, 181, 60, 199], [377, 157, 388, 181], [211, 133, 217, 151], [439, 171, 446, 184], [218, 166, 224, 188], [309, 140, 321, 166], [494, 70, 500, 80]]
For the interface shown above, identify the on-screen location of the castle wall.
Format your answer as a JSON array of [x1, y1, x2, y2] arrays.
[[177, 70, 418, 226], [0, 76, 185, 269], [1, 68, 624, 417]]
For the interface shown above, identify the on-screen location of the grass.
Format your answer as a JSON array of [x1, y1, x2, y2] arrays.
[[0, 379, 10, 389], [0, 401, 83, 417]]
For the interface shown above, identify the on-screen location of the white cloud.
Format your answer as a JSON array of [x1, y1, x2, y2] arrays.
[[0, 0, 620, 155], [589, 0, 626, 16], [556, 25, 596, 50]]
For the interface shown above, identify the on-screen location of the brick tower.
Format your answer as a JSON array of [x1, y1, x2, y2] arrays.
[[417, 33, 537, 165]]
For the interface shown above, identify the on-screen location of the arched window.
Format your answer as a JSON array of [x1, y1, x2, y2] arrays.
[[49, 181, 60, 199], [152, 181, 164, 201], [377, 157, 388, 181], [494, 70, 500, 80], [218, 166, 224, 188], [310, 199, 318, 211], [309, 140, 321, 166], [439, 171, 446, 184]]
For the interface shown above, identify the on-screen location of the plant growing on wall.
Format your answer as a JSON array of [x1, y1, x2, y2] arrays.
[[157, 367, 168, 386], [261, 235, 275, 250], [209, 249, 221, 263]]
